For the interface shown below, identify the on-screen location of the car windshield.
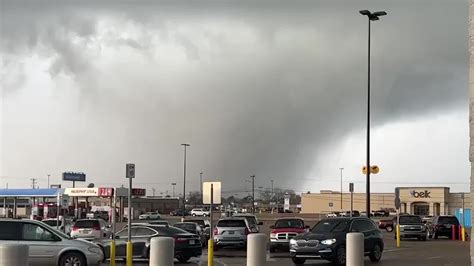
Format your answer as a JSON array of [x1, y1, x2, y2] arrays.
[[438, 217, 459, 225], [312, 220, 348, 233], [274, 219, 304, 228], [74, 220, 99, 228], [151, 226, 189, 235], [399, 216, 422, 224], [175, 223, 196, 231], [183, 219, 205, 227], [217, 220, 246, 228], [43, 220, 62, 226], [235, 216, 257, 226]]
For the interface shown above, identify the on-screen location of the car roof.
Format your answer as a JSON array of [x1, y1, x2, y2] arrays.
[[275, 217, 304, 221], [218, 217, 247, 221]]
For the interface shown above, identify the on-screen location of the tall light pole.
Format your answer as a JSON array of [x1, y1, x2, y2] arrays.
[[181, 143, 190, 218], [250, 175, 255, 214], [172, 183, 177, 197], [359, 9, 387, 218], [270, 179, 274, 213], [199, 172, 203, 205], [47, 174, 50, 188], [339, 168, 344, 210]]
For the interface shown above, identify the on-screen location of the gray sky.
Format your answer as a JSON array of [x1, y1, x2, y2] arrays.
[[0, 0, 469, 197]]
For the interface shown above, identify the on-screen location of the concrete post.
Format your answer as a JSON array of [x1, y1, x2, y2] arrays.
[[0, 244, 29, 266], [346, 232, 364, 266], [246, 233, 266, 266], [149, 237, 174, 266]]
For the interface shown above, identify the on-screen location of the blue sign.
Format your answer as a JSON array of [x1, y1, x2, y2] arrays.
[[455, 208, 471, 228], [62, 172, 86, 182]]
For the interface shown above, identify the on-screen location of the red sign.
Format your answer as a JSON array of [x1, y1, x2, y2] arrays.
[[98, 188, 114, 197], [132, 188, 146, 197]]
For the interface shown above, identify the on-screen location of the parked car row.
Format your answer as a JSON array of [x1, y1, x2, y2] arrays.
[[326, 210, 360, 218]]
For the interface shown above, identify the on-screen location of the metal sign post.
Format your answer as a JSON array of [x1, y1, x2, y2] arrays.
[[125, 163, 135, 266], [349, 183, 354, 218], [208, 184, 214, 266]]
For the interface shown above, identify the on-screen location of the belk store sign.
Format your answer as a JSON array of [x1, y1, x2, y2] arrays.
[[410, 190, 431, 198]]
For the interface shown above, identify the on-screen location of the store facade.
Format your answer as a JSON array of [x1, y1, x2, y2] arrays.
[[301, 186, 470, 215]]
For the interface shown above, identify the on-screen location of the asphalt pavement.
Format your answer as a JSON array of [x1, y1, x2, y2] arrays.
[[114, 232, 470, 265]]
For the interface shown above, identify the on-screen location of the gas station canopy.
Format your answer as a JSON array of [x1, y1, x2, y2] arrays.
[[0, 189, 63, 197]]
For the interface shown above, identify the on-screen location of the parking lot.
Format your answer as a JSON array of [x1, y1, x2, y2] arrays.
[[115, 217, 470, 266]]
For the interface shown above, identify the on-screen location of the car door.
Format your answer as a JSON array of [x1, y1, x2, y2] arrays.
[[114, 228, 135, 257], [133, 227, 158, 257], [20, 222, 63, 266], [350, 220, 372, 253]]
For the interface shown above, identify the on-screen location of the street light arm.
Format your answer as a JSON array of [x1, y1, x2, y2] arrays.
[[359, 10, 371, 15], [373, 11, 387, 16]]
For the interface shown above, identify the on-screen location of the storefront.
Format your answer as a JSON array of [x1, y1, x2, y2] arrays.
[[301, 186, 470, 215]]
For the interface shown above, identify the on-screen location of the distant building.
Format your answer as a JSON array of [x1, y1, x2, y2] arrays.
[[301, 187, 470, 216]]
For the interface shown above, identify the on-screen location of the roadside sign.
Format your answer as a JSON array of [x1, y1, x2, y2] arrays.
[[203, 181, 221, 204], [329, 202, 333, 208], [349, 183, 354, 192], [126, 164, 135, 179], [62, 172, 86, 182]]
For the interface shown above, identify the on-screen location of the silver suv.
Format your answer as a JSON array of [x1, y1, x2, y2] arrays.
[[0, 219, 103, 266], [213, 218, 251, 250]]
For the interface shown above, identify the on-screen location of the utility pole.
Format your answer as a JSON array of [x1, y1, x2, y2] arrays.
[[271, 179, 274, 213], [250, 175, 255, 214], [30, 178, 37, 189], [340, 168, 344, 210], [181, 143, 190, 219], [200, 172, 203, 205], [47, 174, 50, 188]]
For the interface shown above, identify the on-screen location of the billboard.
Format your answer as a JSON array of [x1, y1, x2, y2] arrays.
[[62, 172, 86, 182]]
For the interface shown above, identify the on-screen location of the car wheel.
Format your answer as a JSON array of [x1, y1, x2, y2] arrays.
[[291, 257, 306, 265], [433, 232, 438, 240], [421, 235, 427, 241], [203, 214, 207, 217], [333, 245, 346, 265], [59, 251, 86, 266], [178, 255, 191, 263], [192, 214, 196, 217], [369, 243, 383, 262], [385, 226, 393, 232]]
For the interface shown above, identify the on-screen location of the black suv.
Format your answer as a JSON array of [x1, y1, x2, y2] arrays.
[[428, 215, 460, 239], [290, 218, 383, 265]]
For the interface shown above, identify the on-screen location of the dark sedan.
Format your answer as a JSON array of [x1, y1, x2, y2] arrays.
[[174, 222, 207, 247], [290, 217, 384, 265], [96, 225, 202, 263]]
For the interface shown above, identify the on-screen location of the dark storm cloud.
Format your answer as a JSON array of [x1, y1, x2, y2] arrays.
[[0, 0, 468, 191]]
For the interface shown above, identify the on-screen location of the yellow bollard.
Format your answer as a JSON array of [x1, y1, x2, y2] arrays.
[[208, 239, 214, 266], [396, 224, 401, 248], [462, 226, 466, 242], [126, 241, 133, 266], [110, 240, 116, 266]]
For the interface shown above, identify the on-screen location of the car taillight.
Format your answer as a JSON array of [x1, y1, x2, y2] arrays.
[[72, 225, 79, 231], [174, 237, 187, 243], [213, 228, 219, 235]]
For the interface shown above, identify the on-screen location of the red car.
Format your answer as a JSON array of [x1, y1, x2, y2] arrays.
[[378, 218, 395, 232], [269, 218, 309, 252]]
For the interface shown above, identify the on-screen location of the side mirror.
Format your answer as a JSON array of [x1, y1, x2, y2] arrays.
[[269, 225, 275, 229], [258, 222, 263, 226], [305, 225, 310, 229]]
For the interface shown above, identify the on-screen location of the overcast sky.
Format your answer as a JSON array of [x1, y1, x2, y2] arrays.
[[0, 0, 469, 197]]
